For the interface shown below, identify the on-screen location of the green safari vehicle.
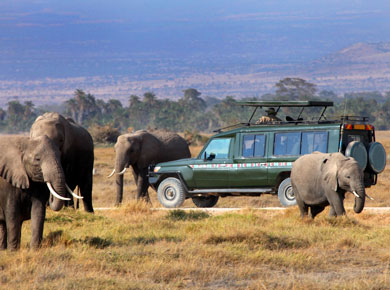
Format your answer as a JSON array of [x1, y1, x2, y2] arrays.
[[149, 101, 386, 208]]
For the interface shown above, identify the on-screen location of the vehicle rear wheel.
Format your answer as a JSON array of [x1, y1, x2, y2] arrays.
[[157, 177, 186, 208], [278, 177, 296, 207], [192, 195, 219, 208]]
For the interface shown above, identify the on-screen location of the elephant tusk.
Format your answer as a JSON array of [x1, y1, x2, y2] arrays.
[[46, 182, 71, 201], [366, 193, 375, 201], [107, 169, 116, 178], [352, 191, 360, 198], [117, 167, 127, 175], [66, 184, 83, 199]]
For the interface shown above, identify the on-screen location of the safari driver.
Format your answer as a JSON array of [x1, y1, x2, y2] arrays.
[[256, 107, 281, 124]]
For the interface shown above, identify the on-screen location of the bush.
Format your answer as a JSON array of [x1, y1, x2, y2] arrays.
[[89, 124, 120, 144]]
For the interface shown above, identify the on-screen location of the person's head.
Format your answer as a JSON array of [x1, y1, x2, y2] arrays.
[[266, 108, 277, 116]]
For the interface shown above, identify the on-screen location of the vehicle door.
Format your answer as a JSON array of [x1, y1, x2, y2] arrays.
[[267, 131, 329, 185], [191, 137, 233, 188], [230, 133, 268, 187]]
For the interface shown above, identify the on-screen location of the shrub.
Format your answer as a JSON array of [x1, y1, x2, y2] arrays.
[[89, 124, 120, 144]]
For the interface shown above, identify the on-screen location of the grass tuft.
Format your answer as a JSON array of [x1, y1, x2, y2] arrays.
[[166, 209, 210, 221], [120, 200, 152, 215], [204, 231, 309, 250], [82, 236, 112, 249], [41, 230, 73, 247]]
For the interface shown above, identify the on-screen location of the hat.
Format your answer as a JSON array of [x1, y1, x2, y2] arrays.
[[265, 108, 277, 115]]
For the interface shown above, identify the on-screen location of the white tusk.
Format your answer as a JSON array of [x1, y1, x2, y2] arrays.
[[107, 169, 116, 178], [352, 191, 360, 198], [117, 167, 127, 175], [366, 193, 375, 201], [66, 184, 83, 199], [46, 182, 71, 201]]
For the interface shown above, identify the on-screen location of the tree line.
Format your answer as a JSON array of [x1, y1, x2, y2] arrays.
[[1, 78, 390, 135]]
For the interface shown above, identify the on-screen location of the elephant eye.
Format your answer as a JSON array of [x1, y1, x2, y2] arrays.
[[346, 176, 351, 179]]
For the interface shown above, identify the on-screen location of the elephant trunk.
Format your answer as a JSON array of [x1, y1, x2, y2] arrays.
[[42, 160, 67, 211], [353, 185, 366, 214], [115, 158, 127, 206]]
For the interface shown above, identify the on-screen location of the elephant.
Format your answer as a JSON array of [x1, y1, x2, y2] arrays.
[[291, 152, 368, 219], [30, 112, 94, 213], [0, 135, 72, 250], [108, 130, 191, 205]]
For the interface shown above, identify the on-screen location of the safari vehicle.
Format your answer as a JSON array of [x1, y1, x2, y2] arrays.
[[149, 101, 386, 208]]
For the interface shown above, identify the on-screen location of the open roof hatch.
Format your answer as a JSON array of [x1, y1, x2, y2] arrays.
[[213, 100, 334, 133], [237, 100, 334, 124]]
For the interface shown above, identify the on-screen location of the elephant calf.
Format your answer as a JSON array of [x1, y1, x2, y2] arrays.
[[291, 152, 367, 219]]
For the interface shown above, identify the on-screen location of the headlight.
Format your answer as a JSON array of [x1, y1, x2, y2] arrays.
[[153, 166, 161, 173]]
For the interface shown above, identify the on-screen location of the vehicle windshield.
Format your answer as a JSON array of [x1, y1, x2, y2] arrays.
[[202, 138, 231, 159]]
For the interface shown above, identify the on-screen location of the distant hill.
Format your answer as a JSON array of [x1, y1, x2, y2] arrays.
[[1, 42, 390, 107], [303, 42, 390, 92], [315, 42, 390, 64]]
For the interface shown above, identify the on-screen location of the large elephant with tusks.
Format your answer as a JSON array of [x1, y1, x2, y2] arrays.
[[30, 112, 94, 213], [109, 130, 191, 205]]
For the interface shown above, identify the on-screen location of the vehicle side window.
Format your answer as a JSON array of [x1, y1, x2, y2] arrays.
[[242, 134, 265, 157], [203, 138, 231, 159], [301, 132, 328, 154], [274, 132, 301, 156]]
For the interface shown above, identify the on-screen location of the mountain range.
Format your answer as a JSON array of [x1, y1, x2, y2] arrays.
[[1, 42, 389, 107], [1, 1, 390, 107]]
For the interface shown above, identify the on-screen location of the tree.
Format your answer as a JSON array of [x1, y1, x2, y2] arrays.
[[6, 100, 37, 132], [65, 89, 99, 125], [275, 78, 317, 101], [180, 88, 206, 111]]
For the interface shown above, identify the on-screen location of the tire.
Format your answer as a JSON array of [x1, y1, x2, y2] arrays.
[[278, 177, 296, 207], [157, 177, 186, 208], [192, 196, 219, 208], [368, 142, 386, 173], [345, 141, 368, 170]]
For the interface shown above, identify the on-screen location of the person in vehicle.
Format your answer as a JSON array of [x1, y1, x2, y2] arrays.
[[256, 108, 281, 124]]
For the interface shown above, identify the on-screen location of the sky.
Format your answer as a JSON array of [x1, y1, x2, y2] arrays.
[[1, 0, 390, 79]]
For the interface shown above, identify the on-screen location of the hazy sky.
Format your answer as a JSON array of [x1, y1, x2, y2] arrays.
[[1, 0, 390, 78]]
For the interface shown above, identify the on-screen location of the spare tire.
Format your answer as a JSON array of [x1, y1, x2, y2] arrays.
[[345, 141, 368, 170], [368, 142, 386, 173]]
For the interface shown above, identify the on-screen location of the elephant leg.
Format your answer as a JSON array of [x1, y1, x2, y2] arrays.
[[79, 172, 94, 213], [329, 200, 345, 216], [294, 191, 308, 218], [0, 221, 7, 250], [329, 206, 336, 217], [6, 217, 22, 251], [137, 168, 150, 202], [310, 206, 325, 219], [131, 167, 139, 186], [64, 191, 75, 209], [30, 198, 46, 249]]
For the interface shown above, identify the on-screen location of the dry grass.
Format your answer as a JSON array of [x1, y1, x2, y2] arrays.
[[1, 131, 390, 289]]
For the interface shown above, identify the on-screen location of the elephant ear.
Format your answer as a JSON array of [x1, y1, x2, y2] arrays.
[[0, 143, 29, 189], [322, 157, 338, 191], [138, 133, 160, 168]]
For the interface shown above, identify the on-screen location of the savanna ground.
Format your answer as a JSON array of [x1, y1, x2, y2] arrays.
[[1, 132, 390, 289]]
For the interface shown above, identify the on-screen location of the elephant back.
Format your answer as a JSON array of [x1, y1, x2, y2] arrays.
[[152, 131, 191, 160]]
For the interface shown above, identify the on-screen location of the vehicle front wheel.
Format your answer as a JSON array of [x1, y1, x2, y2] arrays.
[[192, 195, 219, 208], [277, 177, 296, 207], [157, 177, 186, 208]]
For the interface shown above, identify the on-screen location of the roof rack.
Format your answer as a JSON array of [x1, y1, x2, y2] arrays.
[[236, 100, 334, 124], [340, 116, 370, 123], [236, 101, 334, 107]]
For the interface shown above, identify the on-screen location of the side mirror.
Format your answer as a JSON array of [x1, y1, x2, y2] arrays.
[[207, 153, 216, 161]]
